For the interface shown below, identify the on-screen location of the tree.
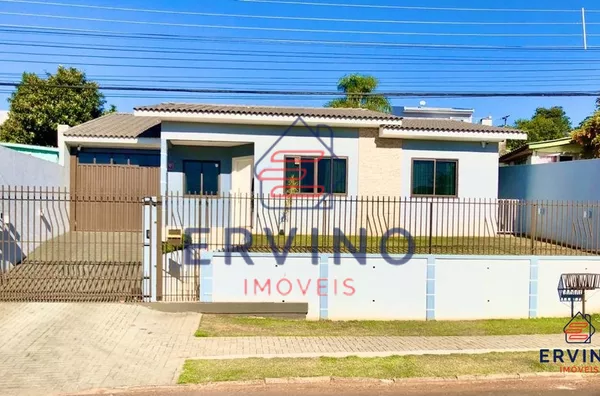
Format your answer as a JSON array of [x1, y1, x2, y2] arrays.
[[506, 106, 572, 151], [571, 109, 600, 158], [0, 66, 113, 147], [325, 74, 392, 113], [577, 98, 600, 128]]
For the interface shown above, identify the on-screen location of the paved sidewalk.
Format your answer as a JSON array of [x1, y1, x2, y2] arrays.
[[190, 334, 598, 359], [0, 303, 595, 396]]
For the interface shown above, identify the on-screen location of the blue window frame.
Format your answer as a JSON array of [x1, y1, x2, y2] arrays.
[[184, 161, 220, 195], [285, 156, 347, 195]]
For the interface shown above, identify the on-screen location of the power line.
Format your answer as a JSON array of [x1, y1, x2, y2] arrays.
[[238, 0, 584, 13], [4, 40, 600, 64], [4, 41, 600, 65], [2, 78, 598, 90], [0, 12, 581, 37], [7, 48, 600, 69], [1, 82, 600, 97], [4, 56, 600, 74], [4, 74, 598, 84], [0, 25, 586, 50], [0, 0, 581, 25]]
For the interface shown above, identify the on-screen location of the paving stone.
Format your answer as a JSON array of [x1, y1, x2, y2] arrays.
[[1, 302, 596, 395]]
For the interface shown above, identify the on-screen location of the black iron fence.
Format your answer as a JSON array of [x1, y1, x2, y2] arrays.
[[162, 193, 600, 256], [2, 187, 599, 303]]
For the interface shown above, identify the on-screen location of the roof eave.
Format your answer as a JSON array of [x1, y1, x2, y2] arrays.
[[134, 109, 402, 128], [63, 136, 160, 149], [379, 127, 527, 142]]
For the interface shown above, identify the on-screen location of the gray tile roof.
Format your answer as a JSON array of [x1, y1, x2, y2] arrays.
[[63, 113, 161, 138], [383, 118, 524, 134], [134, 103, 401, 121]]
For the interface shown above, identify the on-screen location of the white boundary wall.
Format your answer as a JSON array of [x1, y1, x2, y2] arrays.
[[200, 253, 600, 321]]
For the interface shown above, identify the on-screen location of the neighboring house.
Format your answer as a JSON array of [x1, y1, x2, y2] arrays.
[[499, 137, 583, 166], [0, 142, 60, 163], [393, 105, 484, 124], [56, 104, 526, 232]]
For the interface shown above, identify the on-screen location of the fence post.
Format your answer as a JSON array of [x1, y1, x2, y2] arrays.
[[531, 203, 537, 255], [155, 197, 163, 301], [142, 197, 158, 302]]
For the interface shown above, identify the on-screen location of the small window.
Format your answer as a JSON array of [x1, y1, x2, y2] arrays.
[[412, 159, 457, 197], [112, 154, 128, 165], [78, 152, 95, 164], [184, 161, 220, 195], [285, 156, 347, 195]]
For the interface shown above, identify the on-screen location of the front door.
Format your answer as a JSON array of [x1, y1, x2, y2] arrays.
[[231, 156, 254, 229]]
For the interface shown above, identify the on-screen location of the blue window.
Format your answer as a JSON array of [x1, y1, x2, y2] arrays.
[[184, 161, 220, 195], [412, 159, 458, 197], [285, 156, 347, 194]]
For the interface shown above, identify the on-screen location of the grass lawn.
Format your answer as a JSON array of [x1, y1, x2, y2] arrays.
[[178, 352, 572, 383], [194, 315, 589, 337], [244, 234, 590, 256]]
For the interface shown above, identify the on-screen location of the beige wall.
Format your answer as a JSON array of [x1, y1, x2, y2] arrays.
[[357, 128, 402, 197]]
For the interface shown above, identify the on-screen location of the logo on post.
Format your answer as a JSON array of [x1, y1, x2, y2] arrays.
[[255, 116, 337, 210], [564, 312, 595, 344]]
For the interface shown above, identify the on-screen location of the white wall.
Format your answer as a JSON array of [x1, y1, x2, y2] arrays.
[[0, 146, 69, 271], [211, 254, 322, 319], [205, 254, 600, 321], [435, 258, 530, 320], [537, 259, 600, 317], [329, 257, 427, 320]]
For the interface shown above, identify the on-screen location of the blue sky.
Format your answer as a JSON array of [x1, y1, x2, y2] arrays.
[[1, 0, 600, 126]]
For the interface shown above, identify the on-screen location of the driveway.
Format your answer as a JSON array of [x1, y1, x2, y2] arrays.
[[0, 303, 202, 396]]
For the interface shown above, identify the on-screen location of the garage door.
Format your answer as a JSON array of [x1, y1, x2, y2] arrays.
[[72, 150, 160, 232]]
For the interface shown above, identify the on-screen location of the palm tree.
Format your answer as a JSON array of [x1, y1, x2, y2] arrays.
[[325, 74, 392, 113]]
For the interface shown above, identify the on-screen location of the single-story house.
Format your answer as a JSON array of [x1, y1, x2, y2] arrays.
[[499, 137, 582, 166], [56, 103, 526, 234]]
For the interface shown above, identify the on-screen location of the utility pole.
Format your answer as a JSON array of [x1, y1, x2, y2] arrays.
[[582, 8, 588, 50], [501, 115, 510, 127]]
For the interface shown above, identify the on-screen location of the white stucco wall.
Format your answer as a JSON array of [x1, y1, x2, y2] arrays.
[[211, 254, 322, 319], [205, 254, 600, 321], [0, 146, 69, 271], [435, 258, 530, 320], [328, 257, 427, 320], [537, 259, 600, 318]]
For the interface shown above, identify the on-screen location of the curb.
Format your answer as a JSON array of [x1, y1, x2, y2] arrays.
[[65, 372, 593, 395]]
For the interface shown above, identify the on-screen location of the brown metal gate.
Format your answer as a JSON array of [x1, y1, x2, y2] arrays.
[[73, 165, 160, 231]]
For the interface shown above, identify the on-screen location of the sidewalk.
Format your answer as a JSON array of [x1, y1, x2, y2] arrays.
[[187, 334, 598, 359], [0, 303, 595, 396]]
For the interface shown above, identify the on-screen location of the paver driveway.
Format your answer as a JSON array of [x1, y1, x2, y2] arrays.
[[0, 303, 202, 396]]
